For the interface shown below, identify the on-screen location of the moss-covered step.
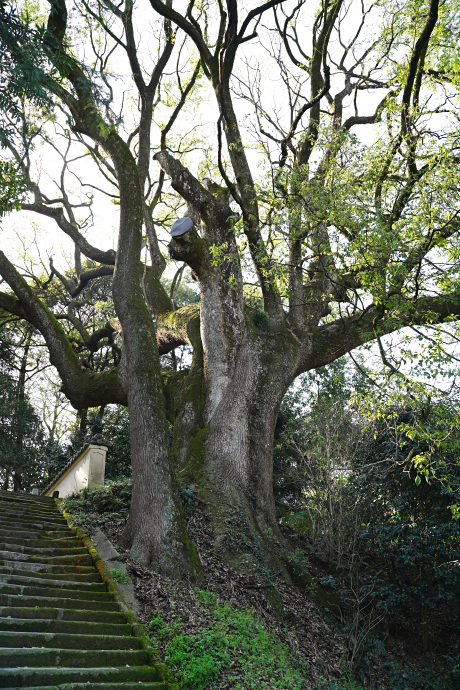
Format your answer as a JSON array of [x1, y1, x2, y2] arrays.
[[0, 667, 166, 689], [0, 542, 88, 556], [0, 535, 83, 548], [0, 551, 93, 566], [0, 573, 107, 591], [0, 647, 150, 668], [0, 527, 74, 539], [0, 508, 69, 522], [0, 491, 54, 505], [0, 506, 68, 524], [0, 605, 129, 624], [0, 582, 114, 601], [0, 509, 70, 521], [0, 631, 144, 650], [0, 558, 96, 574], [0, 564, 101, 582], [22, 685, 168, 690], [0, 519, 72, 532], [0, 505, 58, 517], [0, 592, 121, 611], [0, 492, 178, 689], [22, 682, 167, 690], [0, 617, 133, 636]]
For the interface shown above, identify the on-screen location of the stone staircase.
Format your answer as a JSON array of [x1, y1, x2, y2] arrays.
[[0, 490, 176, 689]]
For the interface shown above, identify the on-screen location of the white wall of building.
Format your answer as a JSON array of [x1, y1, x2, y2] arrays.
[[44, 444, 108, 499]]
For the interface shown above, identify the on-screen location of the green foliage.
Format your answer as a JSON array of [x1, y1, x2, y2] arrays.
[[41, 441, 69, 485], [355, 634, 457, 689], [0, 370, 47, 490], [349, 406, 460, 657], [110, 568, 131, 583], [0, 160, 27, 217], [100, 407, 131, 479], [148, 590, 307, 690], [0, 2, 54, 135], [68, 406, 131, 480], [0, 329, 49, 490], [61, 478, 131, 532], [252, 309, 272, 332], [274, 358, 371, 562], [316, 677, 364, 690], [162, 275, 200, 308]]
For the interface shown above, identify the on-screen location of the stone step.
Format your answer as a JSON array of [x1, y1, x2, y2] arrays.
[[0, 491, 175, 689], [22, 681, 168, 690], [0, 504, 67, 523], [0, 542, 88, 556], [0, 605, 128, 624], [0, 592, 120, 611], [0, 534, 83, 549], [0, 647, 150, 668], [0, 582, 112, 601], [0, 517, 71, 532], [0, 666, 164, 688], [0, 550, 93, 566], [0, 630, 143, 650], [0, 573, 106, 592], [0, 519, 75, 539], [0, 558, 96, 574], [0, 616, 132, 636], [0, 564, 100, 582], [0, 504, 68, 519], [0, 490, 55, 505], [0, 527, 74, 540]]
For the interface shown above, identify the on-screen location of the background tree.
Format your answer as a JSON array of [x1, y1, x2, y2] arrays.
[[0, 326, 48, 490], [353, 405, 460, 652]]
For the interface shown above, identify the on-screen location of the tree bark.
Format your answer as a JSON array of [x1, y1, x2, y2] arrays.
[[93, 132, 200, 578]]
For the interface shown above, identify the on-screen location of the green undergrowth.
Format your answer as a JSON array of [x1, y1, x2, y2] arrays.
[[61, 478, 131, 532], [110, 568, 132, 583], [148, 589, 307, 690], [317, 680, 364, 690]]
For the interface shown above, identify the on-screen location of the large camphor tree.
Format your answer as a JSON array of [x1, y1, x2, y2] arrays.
[[0, 0, 459, 582]]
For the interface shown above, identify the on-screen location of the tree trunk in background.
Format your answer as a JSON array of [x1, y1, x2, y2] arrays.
[[12, 330, 32, 492]]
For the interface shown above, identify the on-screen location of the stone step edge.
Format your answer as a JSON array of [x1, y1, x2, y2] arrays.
[[0, 630, 144, 649], [0, 573, 106, 590], [0, 593, 120, 611], [0, 510, 69, 522], [0, 561, 101, 585], [0, 558, 96, 573], [0, 667, 168, 689], [0, 519, 71, 531], [0, 583, 112, 600], [0, 605, 128, 624], [60, 505, 178, 690], [0, 491, 54, 504], [0, 506, 68, 521], [0, 617, 133, 635], [21, 684, 168, 690], [0, 537, 83, 548], [0, 552, 92, 565], [0, 546, 88, 556]]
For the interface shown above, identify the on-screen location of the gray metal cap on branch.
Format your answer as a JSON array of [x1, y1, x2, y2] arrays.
[[170, 216, 194, 238]]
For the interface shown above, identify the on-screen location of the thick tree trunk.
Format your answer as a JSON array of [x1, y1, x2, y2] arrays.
[[99, 133, 200, 578], [173, 331, 342, 615], [202, 333, 296, 572]]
